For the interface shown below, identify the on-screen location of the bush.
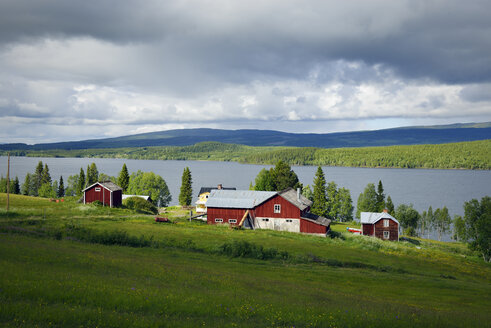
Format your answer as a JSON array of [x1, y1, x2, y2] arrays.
[[123, 196, 158, 214], [91, 200, 104, 206], [218, 240, 290, 261], [65, 225, 155, 247]]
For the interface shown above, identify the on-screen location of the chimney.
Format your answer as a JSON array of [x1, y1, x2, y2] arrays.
[[383, 209, 388, 213], [217, 184, 223, 190], [297, 188, 301, 202]]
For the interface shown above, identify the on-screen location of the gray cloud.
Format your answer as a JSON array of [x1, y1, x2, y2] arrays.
[[0, 0, 490, 143], [1, 0, 490, 84]]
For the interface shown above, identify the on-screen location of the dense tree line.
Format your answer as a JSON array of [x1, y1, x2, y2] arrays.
[[0, 176, 20, 194], [3, 140, 488, 170], [12, 161, 65, 198], [242, 140, 490, 169]]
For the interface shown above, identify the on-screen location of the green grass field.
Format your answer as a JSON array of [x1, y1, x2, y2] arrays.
[[1, 194, 490, 327]]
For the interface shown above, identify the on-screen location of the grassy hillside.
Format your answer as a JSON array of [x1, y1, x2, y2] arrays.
[[1, 194, 490, 327], [3, 139, 490, 169]]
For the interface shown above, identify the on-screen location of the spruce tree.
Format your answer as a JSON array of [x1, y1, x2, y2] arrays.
[[386, 196, 395, 216], [13, 176, 20, 194], [58, 176, 65, 197], [376, 180, 385, 212], [22, 174, 31, 195], [311, 166, 327, 217], [33, 161, 44, 195], [118, 164, 130, 192], [178, 167, 193, 206], [76, 168, 85, 196], [41, 164, 51, 185]]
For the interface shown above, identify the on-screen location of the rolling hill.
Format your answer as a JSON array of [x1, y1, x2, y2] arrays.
[[1, 122, 490, 150]]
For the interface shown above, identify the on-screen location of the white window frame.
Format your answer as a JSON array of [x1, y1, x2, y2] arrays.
[[274, 204, 281, 213], [383, 219, 389, 227], [215, 218, 223, 223], [383, 231, 390, 239], [95, 187, 101, 192], [229, 219, 237, 224]]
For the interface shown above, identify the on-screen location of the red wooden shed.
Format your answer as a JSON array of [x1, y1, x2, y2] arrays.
[[360, 210, 399, 241], [83, 181, 122, 208], [206, 188, 331, 235]]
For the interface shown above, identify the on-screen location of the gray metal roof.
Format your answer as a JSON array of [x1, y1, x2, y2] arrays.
[[83, 181, 122, 192], [360, 212, 399, 225], [279, 188, 313, 211], [198, 186, 236, 196], [301, 212, 331, 227], [206, 189, 277, 209]]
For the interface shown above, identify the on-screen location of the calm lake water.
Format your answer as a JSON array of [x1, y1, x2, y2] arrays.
[[1, 156, 490, 241]]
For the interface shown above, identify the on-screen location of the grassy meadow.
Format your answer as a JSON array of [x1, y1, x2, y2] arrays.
[[1, 193, 490, 327]]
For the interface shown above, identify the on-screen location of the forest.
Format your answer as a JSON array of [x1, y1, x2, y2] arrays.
[[2, 139, 489, 170]]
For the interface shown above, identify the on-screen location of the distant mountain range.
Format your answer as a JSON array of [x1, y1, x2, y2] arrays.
[[1, 122, 490, 150]]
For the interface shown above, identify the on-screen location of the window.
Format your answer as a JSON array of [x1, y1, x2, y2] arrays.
[[383, 219, 389, 227], [262, 218, 269, 222], [286, 219, 293, 223], [95, 187, 101, 192], [215, 218, 223, 223], [229, 219, 237, 224], [274, 204, 281, 213], [383, 231, 390, 239]]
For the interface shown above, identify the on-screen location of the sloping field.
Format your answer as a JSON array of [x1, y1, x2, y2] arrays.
[[1, 194, 490, 327]]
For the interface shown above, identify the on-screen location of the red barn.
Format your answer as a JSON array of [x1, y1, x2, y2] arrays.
[[206, 188, 331, 235], [360, 210, 399, 241], [83, 181, 122, 208]]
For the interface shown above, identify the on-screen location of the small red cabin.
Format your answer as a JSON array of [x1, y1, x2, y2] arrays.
[[83, 181, 122, 208], [360, 210, 399, 241], [206, 188, 331, 235]]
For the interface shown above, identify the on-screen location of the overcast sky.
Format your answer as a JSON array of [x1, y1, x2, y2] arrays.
[[1, 0, 490, 144]]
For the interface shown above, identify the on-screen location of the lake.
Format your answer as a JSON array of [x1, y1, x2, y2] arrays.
[[1, 156, 490, 241]]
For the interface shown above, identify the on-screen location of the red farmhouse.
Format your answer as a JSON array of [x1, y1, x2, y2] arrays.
[[83, 181, 122, 208], [206, 188, 331, 235], [360, 210, 399, 241]]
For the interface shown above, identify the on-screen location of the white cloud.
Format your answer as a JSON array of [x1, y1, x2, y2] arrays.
[[0, 1, 490, 143]]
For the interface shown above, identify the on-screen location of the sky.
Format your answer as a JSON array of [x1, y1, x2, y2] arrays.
[[0, 0, 490, 144]]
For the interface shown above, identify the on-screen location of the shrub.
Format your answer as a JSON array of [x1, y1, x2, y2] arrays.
[[218, 240, 290, 261], [123, 196, 158, 214], [64, 225, 155, 247]]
